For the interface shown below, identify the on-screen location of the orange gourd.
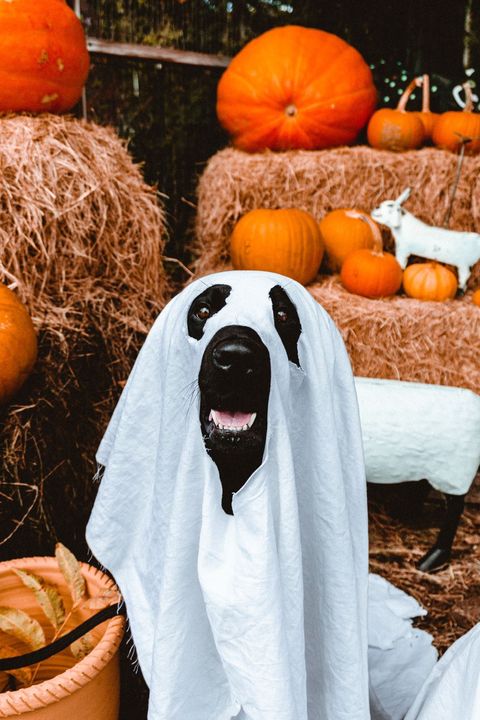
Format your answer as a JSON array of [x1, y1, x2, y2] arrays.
[[0, 285, 37, 404], [413, 74, 439, 141], [217, 25, 377, 152], [367, 77, 425, 151], [403, 262, 458, 301], [319, 209, 382, 272], [340, 248, 403, 298], [473, 289, 480, 306], [0, 0, 90, 113], [230, 208, 324, 285], [433, 82, 480, 155]]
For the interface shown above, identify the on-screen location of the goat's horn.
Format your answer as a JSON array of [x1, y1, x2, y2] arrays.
[[395, 187, 411, 205]]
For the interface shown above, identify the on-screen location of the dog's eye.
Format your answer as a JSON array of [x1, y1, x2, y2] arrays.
[[188, 285, 231, 340], [196, 305, 211, 320], [269, 285, 302, 367]]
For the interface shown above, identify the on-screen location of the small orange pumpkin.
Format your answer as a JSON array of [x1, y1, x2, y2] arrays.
[[403, 262, 458, 301], [0, 284, 37, 404], [367, 77, 425, 151], [0, 0, 90, 114], [230, 208, 324, 285], [217, 25, 377, 152], [319, 209, 382, 272], [413, 74, 439, 141], [433, 82, 480, 155], [473, 289, 480, 306], [340, 248, 403, 298]]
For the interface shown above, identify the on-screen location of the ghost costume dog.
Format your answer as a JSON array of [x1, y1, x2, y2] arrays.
[[86, 270, 369, 720]]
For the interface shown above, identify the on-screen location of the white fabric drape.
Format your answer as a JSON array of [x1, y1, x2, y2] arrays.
[[86, 270, 370, 720]]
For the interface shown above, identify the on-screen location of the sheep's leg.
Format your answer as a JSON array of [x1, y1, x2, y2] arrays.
[[417, 493, 465, 572], [457, 265, 470, 292], [395, 251, 409, 269]]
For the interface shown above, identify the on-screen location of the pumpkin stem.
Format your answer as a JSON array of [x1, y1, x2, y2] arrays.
[[421, 74, 430, 113], [285, 104, 297, 117], [397, 76, 422, 112], [345, 210, 383, 251], [462, 81, 474, 112]]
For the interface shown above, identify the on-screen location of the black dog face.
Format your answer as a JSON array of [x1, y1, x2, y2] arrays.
[[189, 283, 302, 514]]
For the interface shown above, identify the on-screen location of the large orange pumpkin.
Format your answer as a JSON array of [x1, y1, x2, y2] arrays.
[[0, 285, 37, 404], [403, 262, 458, 301], [319, 209, 382, 271], [230, 208, 324, 285], [0, 0, 90, 113], [340, 248, 403, 298], [217, 26, 377, 152], [367, 77, 425, 151], [433, 82, 480, 155]]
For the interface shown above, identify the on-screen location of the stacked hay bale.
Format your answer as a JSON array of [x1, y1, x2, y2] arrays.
[[0, 114, 169, 559], [194, 146, 480, 393]]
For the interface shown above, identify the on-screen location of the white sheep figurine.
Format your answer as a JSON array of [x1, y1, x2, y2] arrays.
[[355, 377, 480, 571], [371, 188, 480, 290]]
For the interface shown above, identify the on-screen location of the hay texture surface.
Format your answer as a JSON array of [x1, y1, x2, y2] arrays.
[[368, 475, 480, 654], [194, 145, 480, 288], [309, 276, 480, 392], [0, 114, 168, 559]]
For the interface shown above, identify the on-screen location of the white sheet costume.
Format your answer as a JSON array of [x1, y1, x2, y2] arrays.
[[88, 269, 439, 720]]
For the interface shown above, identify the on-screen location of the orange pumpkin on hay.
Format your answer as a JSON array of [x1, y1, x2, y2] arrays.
[[340, 248, 403, 298], [0, 0, 90, 113], [217, 25, 377, 152], [403, 262, 458, 302], [0, 284, 37, 404], [433, 82, 480, 155], [230, 208, 324, 285], [367, 77, 425, 151]]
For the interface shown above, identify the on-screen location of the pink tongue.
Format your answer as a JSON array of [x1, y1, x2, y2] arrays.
[[216, 410, 252, 427]]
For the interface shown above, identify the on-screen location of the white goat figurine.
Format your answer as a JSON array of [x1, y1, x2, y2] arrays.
[[371, 188, 480, 290]]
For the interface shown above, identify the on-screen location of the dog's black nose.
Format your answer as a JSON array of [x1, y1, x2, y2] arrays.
[[212, 341, 255, 375]]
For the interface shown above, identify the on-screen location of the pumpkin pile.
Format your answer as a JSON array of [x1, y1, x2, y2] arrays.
[[228, 201, 477, 304], [217, 25, 377, 152], [368, 76, 480, 155], [0, 0, 89, 113]]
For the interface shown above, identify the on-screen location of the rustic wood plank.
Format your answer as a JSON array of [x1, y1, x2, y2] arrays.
[[87, 38, 231, 68]]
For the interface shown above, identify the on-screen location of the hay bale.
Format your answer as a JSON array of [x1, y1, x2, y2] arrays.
[[193, 146, 480, 288], [309, 276, 480, 392], [0, 114, 168, 559]]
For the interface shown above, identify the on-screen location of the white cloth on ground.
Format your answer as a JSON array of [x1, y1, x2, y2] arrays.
[[404, 621, 480, 720], [368, 574, 437, 720]]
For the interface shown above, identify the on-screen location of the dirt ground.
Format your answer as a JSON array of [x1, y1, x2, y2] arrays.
[[368, 473, 480, 654]]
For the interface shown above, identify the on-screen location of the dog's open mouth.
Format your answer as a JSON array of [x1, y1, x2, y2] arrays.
[[209, 410, 257, 432], [201, 403, 265, 451]]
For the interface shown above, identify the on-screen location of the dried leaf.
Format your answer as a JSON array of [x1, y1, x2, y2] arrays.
[[55, 543, 86, 603], [82, 587, 121, 611], [70, 632, 95, 660], [14, 570, 65, 630], [0, 646, 33, 688], [0, 607, 45, 650]]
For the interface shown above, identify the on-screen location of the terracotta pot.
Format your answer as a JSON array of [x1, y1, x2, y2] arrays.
[[0, 556, 125, 719]]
